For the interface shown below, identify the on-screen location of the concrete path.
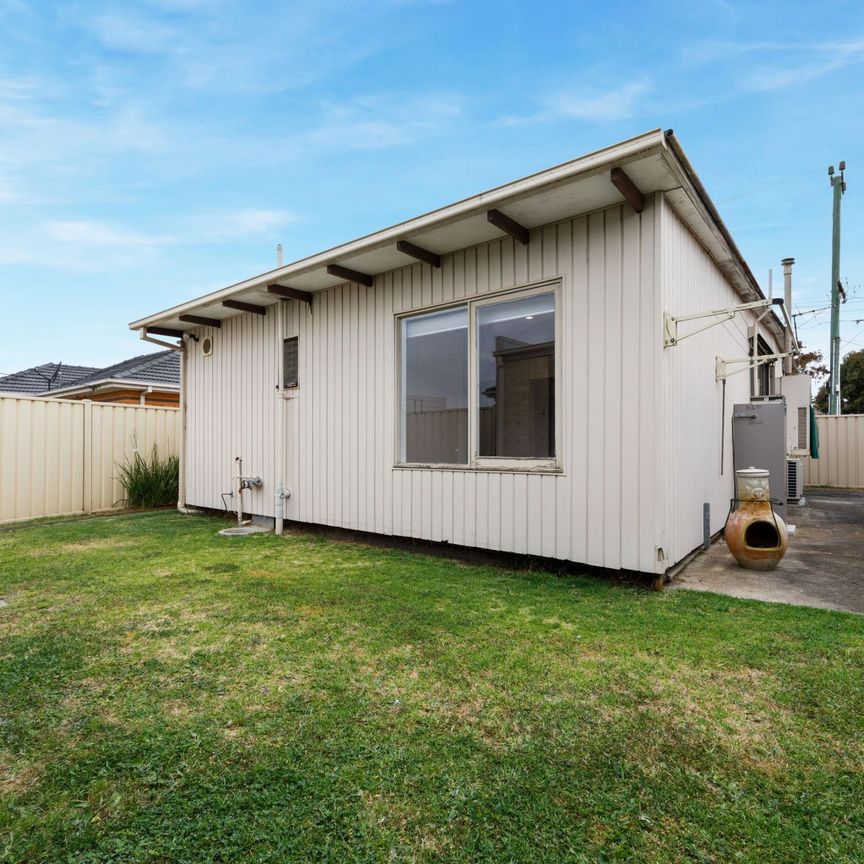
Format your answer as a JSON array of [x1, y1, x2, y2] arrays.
[[672, 489, 864, 614]]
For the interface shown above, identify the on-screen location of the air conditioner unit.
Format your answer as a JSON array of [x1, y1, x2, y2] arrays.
[[787, 458, 804, 504]]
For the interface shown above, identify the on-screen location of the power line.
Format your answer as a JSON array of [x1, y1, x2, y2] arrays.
[[792, 304, 832, 318], [715, 168, 823, 204]]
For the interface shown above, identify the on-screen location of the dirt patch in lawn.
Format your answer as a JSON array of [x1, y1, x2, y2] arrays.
[[35, 538, 142, 556], [0, 753, 41, 795], [643, 664, 792, 772]]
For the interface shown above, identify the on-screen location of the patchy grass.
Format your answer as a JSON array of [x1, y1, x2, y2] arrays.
[[0, 512, 862, 864]]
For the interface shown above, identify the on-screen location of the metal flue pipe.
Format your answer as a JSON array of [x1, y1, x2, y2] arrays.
[[781, 258, 795, 375]]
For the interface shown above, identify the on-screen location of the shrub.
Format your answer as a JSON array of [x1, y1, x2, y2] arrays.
[[116, 446, 179, 509]]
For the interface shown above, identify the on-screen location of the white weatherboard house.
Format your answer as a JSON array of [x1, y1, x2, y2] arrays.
[[132, 129, 790, 579]]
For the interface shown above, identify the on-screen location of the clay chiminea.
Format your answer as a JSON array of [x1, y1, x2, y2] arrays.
[[725, 467, 788, 570]]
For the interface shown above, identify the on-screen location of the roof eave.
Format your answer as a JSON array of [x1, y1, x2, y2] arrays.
[[129, 129, 667, 331]]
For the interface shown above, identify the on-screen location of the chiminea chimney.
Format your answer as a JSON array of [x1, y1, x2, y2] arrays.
[[781, 257, 795, 374]]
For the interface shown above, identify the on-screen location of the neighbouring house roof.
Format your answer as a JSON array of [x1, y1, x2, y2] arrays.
[[0, 351, 180, 398], [0, 362, 100, 394], [41, 350, 181, 397], [130, 128, 787, 343]]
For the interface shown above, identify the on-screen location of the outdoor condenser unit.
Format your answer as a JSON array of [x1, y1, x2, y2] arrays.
[[732, 400, 787, 522], [787, 458, 805, 505]]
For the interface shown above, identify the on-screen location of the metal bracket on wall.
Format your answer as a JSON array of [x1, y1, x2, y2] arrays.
[[715, 352, 792, 381], [663, 299, 778, 348]]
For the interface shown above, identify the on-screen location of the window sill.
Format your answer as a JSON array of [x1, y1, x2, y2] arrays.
[[393, 462, 563, 475]]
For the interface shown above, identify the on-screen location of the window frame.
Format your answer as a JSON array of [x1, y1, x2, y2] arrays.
[[394, 279, 562, 473]]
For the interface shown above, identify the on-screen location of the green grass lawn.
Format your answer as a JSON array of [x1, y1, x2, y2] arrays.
[[0, 512, 862, 864]]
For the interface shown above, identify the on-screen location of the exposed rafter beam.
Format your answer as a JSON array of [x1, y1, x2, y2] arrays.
[[486, 208, 529, 245], [179, 314, 222, 328], [326, 263, 374, 287], [146, 326, 185, 339], [610, 166, 644, 213], [222, 299, 267, 316], [396, 239, 442, 268], [268, 284, 313, 305]]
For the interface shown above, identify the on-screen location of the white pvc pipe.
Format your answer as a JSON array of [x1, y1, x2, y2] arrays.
[[274, 300, 285, 535], [234, 456, 244, 526], [175, 335, 189, 513], [752, 306, 772, 396]]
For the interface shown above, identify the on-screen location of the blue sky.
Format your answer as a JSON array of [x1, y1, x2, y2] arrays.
[[1, 0, 862, 373]]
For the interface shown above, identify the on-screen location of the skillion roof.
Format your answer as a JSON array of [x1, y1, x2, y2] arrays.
[[130, 129, 785, 342]]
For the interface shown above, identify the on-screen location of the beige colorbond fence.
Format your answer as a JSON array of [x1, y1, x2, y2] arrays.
[[0, 394, 181, 523], [806, 414, 864, 489]]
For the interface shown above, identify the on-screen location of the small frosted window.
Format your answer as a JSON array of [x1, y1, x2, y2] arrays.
[[283, 337, 299, 388]]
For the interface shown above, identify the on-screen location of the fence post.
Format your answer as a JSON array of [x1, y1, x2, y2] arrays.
[[82, 399, 93, 514]]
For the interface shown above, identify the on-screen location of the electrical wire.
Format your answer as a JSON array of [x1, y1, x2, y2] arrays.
[[715, 168, 823, 205]]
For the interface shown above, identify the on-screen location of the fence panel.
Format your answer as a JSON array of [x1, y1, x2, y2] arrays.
[[0, 394, 181, 523], [806, 414, 864, 489]]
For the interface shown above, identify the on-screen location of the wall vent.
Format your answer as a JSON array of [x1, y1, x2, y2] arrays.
[[797, 406, 808, 450], [202, 336, 213, 357]]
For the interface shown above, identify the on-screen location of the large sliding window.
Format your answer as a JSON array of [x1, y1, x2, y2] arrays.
[[476, 292, 555, 459], [400, 306, 469, 464], [398, 283, 558, 469]]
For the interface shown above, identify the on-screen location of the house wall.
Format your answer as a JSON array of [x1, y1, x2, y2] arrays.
[[65, 389, 180, 407], [184, 199, 666, 572], [659, 197, 782, 566]]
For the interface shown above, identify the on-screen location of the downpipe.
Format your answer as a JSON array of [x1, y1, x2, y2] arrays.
[[274, 298, 286, 535], [136, 329, 196, 515]]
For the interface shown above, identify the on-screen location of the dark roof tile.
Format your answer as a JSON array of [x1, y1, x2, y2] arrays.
[[0, 351, 180, 395], [0, 363, 100, 394]]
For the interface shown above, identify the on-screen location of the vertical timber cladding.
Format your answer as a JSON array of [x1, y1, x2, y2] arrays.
[[659, 198, 784, 567], [185, 310, 280, 517], [185, 201, 662, 573]]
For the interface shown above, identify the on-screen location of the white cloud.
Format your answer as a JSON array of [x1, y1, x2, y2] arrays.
[[78, 3, 385, 95], [498, 78, 651, 126], [89, 12, 181, 54], [0, 209, 299, 271], [748, 39, 864, 91], [296, 94, 464, 153], [189, 208, 300, 239], [681, 36, 864, 91], [45, 219, 160, 249]]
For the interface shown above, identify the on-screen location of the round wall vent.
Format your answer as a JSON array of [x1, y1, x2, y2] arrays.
[[201, 336, 213, 357]]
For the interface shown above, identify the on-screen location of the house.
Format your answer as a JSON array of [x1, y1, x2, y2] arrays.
[[0, 351, 181, 407], [0, 363, 100, 395], [130, 129, 791, 578]]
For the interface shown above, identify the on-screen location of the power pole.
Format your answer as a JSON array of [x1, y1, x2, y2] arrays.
[[828, 161, 847, 414]]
